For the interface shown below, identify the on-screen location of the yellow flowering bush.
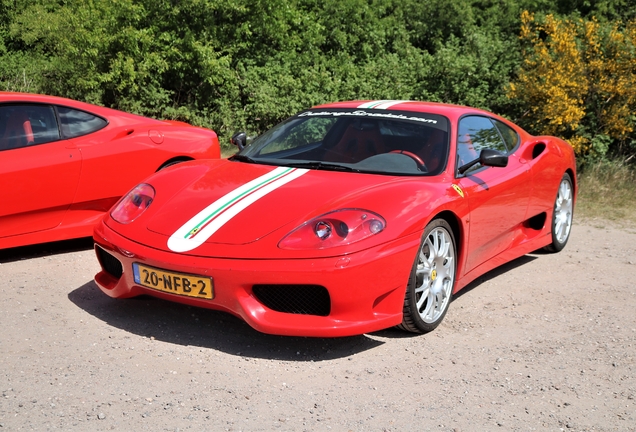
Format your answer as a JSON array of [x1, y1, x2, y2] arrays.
[[509, 12, 636, 159]]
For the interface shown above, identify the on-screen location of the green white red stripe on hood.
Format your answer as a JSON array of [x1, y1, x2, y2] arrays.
[[167, 166, 308, 253]]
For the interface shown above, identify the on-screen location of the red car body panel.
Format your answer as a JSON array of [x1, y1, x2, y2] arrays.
[[93, 100, 576, 337], [0, 92, 220, 249]]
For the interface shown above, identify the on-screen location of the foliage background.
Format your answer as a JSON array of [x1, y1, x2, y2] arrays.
[[1, 0, 634, 161]]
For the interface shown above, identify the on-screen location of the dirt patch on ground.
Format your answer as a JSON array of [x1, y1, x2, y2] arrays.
[[1, 221, 635, 431]]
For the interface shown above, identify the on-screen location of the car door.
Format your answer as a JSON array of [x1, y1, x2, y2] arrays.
[[0, 104, 82, 238], [456, 115, 531, 274], [66, 109, 156, 207]]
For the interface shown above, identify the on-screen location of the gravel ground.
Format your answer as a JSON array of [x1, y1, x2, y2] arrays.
[[1, 221, 635, 431]]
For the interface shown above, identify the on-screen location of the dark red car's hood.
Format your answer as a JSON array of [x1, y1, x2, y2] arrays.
[[144, 160, 399, 252]]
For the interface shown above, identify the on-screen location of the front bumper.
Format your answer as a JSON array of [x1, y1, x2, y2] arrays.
[[93, 220, 421, 337]]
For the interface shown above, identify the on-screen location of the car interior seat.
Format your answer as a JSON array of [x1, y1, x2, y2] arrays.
[[0, 111, 35, 151], [323, 120, 385, 163], [418, 128, 448, 174]]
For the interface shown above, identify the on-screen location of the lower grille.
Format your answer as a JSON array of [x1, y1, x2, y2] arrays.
[[96, 246, 123, 279], [252, 284, 331, 316]]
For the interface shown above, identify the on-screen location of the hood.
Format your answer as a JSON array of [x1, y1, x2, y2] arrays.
[[145, 160, 396, 252]]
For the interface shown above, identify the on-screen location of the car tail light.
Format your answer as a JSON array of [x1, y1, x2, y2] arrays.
[[279, 209, 385, 250], [111, 183, 155, 224]]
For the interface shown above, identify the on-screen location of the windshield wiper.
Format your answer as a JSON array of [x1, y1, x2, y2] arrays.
[[229, 154, 256, 163], [284, 161, 359, 172]]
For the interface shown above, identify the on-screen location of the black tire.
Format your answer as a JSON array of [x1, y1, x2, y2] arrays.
[[398, 219, 457, 334], [544, 173, 574, 253]]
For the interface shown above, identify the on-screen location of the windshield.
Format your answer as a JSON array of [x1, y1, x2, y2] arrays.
[[237, 108, 450, 176]]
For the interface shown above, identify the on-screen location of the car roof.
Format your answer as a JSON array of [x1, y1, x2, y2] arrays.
[[0, 91, 160, 123], [312, 100, 496, 120], [0, 91, 87, 106]]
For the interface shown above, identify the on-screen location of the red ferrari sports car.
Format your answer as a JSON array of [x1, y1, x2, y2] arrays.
[[0, 92, 220, 249], [93, 100, 576, 337]]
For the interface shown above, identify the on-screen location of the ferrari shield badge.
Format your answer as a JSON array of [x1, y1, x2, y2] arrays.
[[452, 184, 464, 198]]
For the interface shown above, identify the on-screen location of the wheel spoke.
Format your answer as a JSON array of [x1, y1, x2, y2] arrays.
[[415, 267, 427, 277], [431, 232, 439, 258], [420, 248, 433, 267], [438, 235, 450, 258], [437, 231, 445, 255], [554, 217, 563, 238], [439, 233, 448, 256], [416, 286, 430, 310], [561, 182, 571, 201], [434, 291, 444, 312], [422, 290, 436, 318], [561, 216, 571, 240], [414, 280, 426, 294]]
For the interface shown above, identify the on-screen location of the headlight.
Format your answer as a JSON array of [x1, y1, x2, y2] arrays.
[[111, 183, 155, 224], [279, 209, 385, 250]]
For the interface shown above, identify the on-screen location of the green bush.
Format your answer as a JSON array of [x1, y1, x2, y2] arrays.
[[1, 0, 634, 159]]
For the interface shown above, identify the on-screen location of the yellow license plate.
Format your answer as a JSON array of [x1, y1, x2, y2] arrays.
[[132, 263, 214, 299]]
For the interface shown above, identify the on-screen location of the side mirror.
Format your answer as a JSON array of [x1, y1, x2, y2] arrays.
[[458, 149, 508, 175], [231, 132, 247, 151], [480, 149, 508, 168]]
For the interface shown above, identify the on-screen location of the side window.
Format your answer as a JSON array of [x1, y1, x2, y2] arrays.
[[493, 119, 519, 151], [0, 104, 60, 151], [57, 107, 107, 138], [457, 116, 508, 172]]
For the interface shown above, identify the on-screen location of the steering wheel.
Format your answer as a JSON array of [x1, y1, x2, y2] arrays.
[[390, 150, 427, 170]]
